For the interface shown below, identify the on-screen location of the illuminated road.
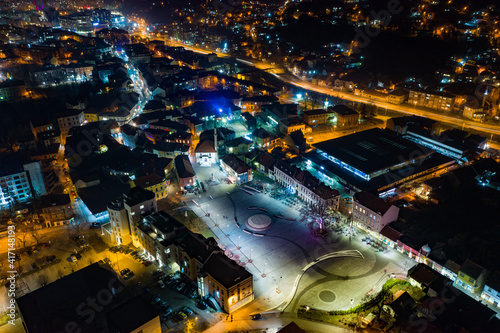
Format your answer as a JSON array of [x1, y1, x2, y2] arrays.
[[161, 38, 500, 136]]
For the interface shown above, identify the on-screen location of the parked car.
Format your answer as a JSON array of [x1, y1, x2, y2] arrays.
[[152, 297, 162, 305], [143, 260, 153, 267], [196, 300, 207, 310], [120, 268, 130, 276], [177, 311, 187, 320], [157, 280, 165, 289], [175, 282, 186, 292], [162, 308, 173, 317], [182, 307, 194, 315]]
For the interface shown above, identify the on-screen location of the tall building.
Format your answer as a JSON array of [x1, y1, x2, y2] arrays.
[[0, 157, 46, 210], [103, 187, 156, 246]]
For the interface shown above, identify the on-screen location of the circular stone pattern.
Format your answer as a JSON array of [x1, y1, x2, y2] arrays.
[[247, 214, 272, 231], [319, 290, 336, 303]]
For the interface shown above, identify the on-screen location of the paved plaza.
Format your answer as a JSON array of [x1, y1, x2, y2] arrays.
[[187, 166, 412, 321]]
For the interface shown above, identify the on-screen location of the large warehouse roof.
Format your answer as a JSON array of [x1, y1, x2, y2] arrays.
[[314, 128, 431, 175]]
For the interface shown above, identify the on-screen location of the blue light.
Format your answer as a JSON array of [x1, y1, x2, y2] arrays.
[[296, 94, 302, 99]]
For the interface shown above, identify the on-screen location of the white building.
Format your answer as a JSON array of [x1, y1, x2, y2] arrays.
[[103, 187, 157, 246], [0, 160, 46, 210], [194, 140, 218, 166], [482, 271, 500, 309], [352, 192, 399, 234], [57, 110, 85, 134]]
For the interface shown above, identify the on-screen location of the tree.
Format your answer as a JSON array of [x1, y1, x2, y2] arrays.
[[300, 200, 339, 232], [30, 228, 46, 246], [16, 227, 31, 250], [37, 274, 49, 287], [69, 218, 86, 236]]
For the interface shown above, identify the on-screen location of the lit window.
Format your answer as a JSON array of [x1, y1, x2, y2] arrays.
[[140, 205, 144, 209]]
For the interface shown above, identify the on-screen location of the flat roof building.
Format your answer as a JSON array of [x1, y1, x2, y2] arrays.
[[314, 128, 432, 181], [306, 128, 455, 194]]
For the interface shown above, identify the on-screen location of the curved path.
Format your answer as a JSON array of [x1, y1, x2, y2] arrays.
[[273, 250, 364, 312]]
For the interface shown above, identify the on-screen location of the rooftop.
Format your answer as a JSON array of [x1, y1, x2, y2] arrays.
[[202, 253, 252, 289], [106, 296, 158, 333], [133, 173, 164, 189], [221, 154, 251, 174], [174, 155, 195, 179], [16, 262, 129, 333], [354, 191, 393, 215], [123, 186, 155, 207], [329, 104, 358, 116], [313, 128, 431, 176], [39, 194, 71, 208], [459, 259, 484, 279]]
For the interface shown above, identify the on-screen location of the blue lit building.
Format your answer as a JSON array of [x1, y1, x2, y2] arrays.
[[307, 128, 455, 194]]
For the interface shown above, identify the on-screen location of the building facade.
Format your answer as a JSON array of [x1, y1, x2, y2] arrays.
[[353, 192, 400, 234], [408, 89, 455, 112], [220, 154, 253, 184]]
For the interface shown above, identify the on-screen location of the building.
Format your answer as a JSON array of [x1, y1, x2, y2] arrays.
[[274, 161, 340, 209], [481, 271, 500, 309], [408, 88, 455, 112], [455, 259, 488, 295], [16, 262, 131, 333], [30, 120, 55, 141], [261, 103, 304, 135], [353, 192, 399, 234], [38, 194, 73, 227], [227, 137, 253, 155], [57, 110, 85, 134], [59, 12, 93, 35], [131, 211, 254, 312], [194, 140, 218, 166], [106, 296, 161, 333], [240, 95, 278, 115], [135, 211, 188, 265], [463, 102, 485, 121], [174, 155, 196, 190], [386, 115, 440, 137], [0, 79, 27, 101], [302, 109, 331, 125], [174, 233, 218, 280], [133, 173, 168, 201], [0, 158, 46, 210], [102, 186, 157, 246], [329, 105, 359, 129], [106, 198, 131, 246], [308, 128, 454, 194], [123, 187, 157, 225], [221, 154, 253, 184], [198, 253, 254, 313], [252, 128, 278, 150]]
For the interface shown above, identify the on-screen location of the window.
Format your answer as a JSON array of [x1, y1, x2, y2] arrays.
[[140, 205, 144, 209], [216, 291, 220, 298]]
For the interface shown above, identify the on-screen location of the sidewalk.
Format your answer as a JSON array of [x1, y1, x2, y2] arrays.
[[204, 314, 346, 333]]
